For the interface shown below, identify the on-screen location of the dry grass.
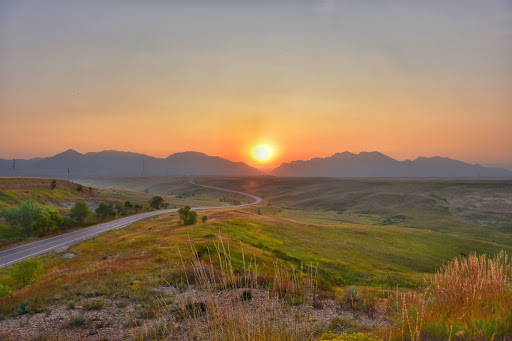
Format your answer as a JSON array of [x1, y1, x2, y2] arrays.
[[384, 251, 512, 340], [167, 237, 319, 340]]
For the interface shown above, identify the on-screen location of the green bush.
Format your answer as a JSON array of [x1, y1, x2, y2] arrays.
[[70, 201, 90, 225], [178, 206, 198, 225], [0, 284, 12, 298], [149, 196, 164, 209], [10, 257, 42, 287], [96, 202, 115, 219], [1, 200, 63, 236]]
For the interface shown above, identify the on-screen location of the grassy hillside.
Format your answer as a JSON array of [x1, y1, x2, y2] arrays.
[[0, 208, 509, 339], [0, 178, 102, 209], [1, 208, 508, 302], [196, 177, 512, 245]]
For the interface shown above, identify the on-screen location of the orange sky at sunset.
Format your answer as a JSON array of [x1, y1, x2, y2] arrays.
[[1, 1, 511, 170]]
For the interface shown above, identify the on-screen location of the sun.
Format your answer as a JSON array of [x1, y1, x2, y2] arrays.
[[251, 143, 274, 163]]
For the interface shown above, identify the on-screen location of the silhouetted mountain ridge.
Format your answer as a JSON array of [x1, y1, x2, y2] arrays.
[[0, 150, 261, 178], [273, 151, 512, 178], [1, 150, 510, 179]]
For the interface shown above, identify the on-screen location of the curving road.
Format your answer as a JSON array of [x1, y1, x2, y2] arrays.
[[0, 178, 261, 268]]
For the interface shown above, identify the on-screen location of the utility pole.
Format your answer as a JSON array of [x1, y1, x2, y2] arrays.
[[141, 159, 145, 176], [12, 159, 16, 177], [67, 168, 70, 181]]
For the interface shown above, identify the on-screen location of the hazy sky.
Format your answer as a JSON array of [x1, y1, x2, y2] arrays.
[[1, 0, 511, 169]]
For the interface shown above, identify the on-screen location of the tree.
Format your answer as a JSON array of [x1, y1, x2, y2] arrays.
[[88, 186, 93, 192], [201, 215, 208, 223], [51, 179, 57, 190], [70, 201, 90, 225], [149, 196, 164, 209], [134, 204, 142, 213], [187, 211, 198, 225], [10, 258, 42, 287], [95, 202, 115, 219], [178, 206, 198, 225], [115, 204, 124, 216], [124, 201, 133, 209], [76, 184, 83, 192], [1, 201, 63, 235]]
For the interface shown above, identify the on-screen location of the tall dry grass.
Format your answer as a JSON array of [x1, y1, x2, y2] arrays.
[[167, 237, 319, 341], [384, 251, 512, 340], [427, 250, 511, 309]]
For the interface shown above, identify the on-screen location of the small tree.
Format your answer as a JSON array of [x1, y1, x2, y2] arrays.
[[149, 196, 164, 209], [187, 211, 198, 225], [70, 201, 90, 225], [134, 204, 142, 213], [88, 186, 93, 192], [51, 179, 57, 190], [124, 201, 133, 209], [115, 204, 124, 216], [178, 206, 198, 225], [10, 258, 42, 287], [96, 202, 115, 219], [201, 215, 208, 223], [76, 184, 83, 192]]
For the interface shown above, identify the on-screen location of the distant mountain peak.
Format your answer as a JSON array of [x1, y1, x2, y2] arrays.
[[53, 149, 83, 158]]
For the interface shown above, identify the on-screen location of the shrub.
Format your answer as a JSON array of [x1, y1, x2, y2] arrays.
[[0, 284, 12, 298], [51, 179, 57, 190], [70, 201, 90, 225], [201, 215, 208, 223], [10, 257, 42, 287], [2, 200, 63, 235], [81, 298, 105, 310], [96, 202, 115, 219], [178, 206, 198, 225], [76, 184, 83, 192], [66, 313, 86, 328], [149, 196, 164, 209], [67, 300, 75, 310]]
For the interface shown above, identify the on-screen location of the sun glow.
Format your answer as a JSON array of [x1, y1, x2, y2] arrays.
[[251, 143, 274, 163]]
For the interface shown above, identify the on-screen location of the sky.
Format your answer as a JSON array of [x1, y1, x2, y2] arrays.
[[1, 0, 511, 169]]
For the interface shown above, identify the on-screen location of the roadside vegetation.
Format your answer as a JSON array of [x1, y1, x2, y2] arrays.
[[0, 178, 225, 248]]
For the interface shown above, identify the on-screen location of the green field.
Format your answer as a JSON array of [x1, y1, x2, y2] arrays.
[[195, 177, 512, 245]]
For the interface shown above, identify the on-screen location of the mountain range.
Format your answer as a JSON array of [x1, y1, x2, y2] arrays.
[[0, 150, 511, 179], [273, 151, 512, 178], [0, 150, 261, 178]]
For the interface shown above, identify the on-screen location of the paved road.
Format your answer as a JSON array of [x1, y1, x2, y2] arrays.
[[0, 178, 262, 268]]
